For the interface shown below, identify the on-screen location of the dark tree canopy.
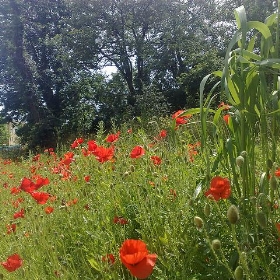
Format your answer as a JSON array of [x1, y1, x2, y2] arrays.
[[0, 0, 275, 149]]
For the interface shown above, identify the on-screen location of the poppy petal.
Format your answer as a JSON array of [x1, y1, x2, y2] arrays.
[[125, 254, 157, 279]]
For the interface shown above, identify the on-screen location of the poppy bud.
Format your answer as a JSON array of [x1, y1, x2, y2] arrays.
[[189, 198, 194, 207], [240, 151, 247, 157], [234, 266, 244, 280], [240, 251, 247, 264], [130, 165, 135, 172], [250, 196, 256, 206], [236, 156, 244, 166], [270, 176, 277, 190], [204, 203, 211, 217], [212, 239, 221, 250], [194, 216, 203, 230], [256, 212, 267, 228], [227, 205, 239, 224]]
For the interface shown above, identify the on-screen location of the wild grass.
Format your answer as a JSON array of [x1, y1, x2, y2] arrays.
[[0, 114, 279, 279]]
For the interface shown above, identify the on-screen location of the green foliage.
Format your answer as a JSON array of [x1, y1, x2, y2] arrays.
[[0, 109, 279, 279], [1, 0, 278, 149], [194, 4, 280, 279], [0, 123, 8, 145]]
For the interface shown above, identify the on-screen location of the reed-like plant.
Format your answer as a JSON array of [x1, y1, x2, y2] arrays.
[[184, 5, 280, 279]]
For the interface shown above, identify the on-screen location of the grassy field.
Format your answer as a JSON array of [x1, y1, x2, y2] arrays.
[[1, 5, 280, 279], [0, 113, 279, 279]]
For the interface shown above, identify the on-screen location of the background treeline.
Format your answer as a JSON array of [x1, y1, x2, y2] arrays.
[[0, 0, 276, 149]]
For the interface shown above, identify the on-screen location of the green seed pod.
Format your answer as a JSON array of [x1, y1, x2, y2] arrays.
[[234, 266, 244, 280], [256, 212, 267, 229], [189, 198, 194, 207], [204, 203, 211, 217], [212, 239, 221, 250], [236, 155, 244, 166], [194, 216, 203, 230], [270, 176, 277, 190], [227, 205, 239, 224], [130, 165, 135, 172], [240, 151, 247, 157]]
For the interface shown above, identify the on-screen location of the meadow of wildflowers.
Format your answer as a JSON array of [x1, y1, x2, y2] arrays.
[[1, 5, 280, 280]]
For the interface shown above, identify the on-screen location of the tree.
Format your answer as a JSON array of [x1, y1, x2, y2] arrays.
[[221, 0, 276, 22], [67, 0, 166, 107], [0, 0, 88, 148], [2, 0, 274, 149], [67, 0, 225, 112]]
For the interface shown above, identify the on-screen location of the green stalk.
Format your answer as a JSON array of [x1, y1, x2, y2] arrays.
[[271, 1, 280, 162]]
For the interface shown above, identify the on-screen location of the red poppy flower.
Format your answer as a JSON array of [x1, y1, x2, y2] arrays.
[[188, 142, 200, 162], [32, 154, 41, 161], [92, 146, 114, 163], [35, 176, 50, 187], [1, 254, 22, 272], [120, 239, 157, 279], [61, 152, 75, 165], [6, 224, 16, 234], [19, 177, 36, 193], [102, 253, 115, 265], [70, 138, 84, 148], [44, 206, 54, 214], [169, 188, 177, 199], [31, 192, 50, 204], [205, 176, 231, 200], [150, 156, 162, 165], [113, 216, 128, 225], [218, 102, 230, 110], [84, 175, 91, 182], [106, 131, 120, 143], [130, 146, 145, 159], [13, 209, 25, 219], [275, 168, 280, 177], [66, 198, 78, 206], [20, 176, 49, 193], [223, 114, 230, 124], [172, 110, 191, 127], [158, 129, 167, 139], [1, 254, 23, 272], [88, 140, 98, 151], [10, 187, 21, 195]]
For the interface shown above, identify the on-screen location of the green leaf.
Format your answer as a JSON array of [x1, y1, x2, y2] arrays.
[[88, 258, 101, 272], [234, 49, 261, 61], [265, 13, 277, 27], [247, 36, 256, 52], [247, 21, 273, 41], [225, 76, 241, 105], [247, 21, 274, 57], [159, 232, 169, 245], [212, 107, 224, 126], [234, 6, 248, 46], [199, 74, 212, 108], [178, 108, 201, 118], [255, 59, 280, 69], [193, 182, 202, 199]]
